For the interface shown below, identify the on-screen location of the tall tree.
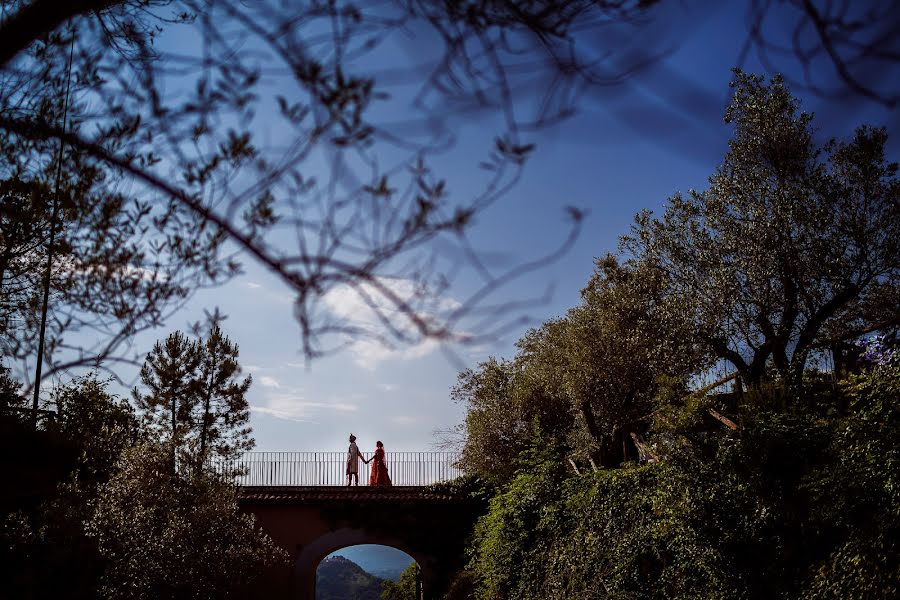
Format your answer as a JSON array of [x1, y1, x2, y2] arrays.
[[133, 330, 199, 470], [556, 256, 702, 466], [454, 255, 702, 474], [625, 71, 900, 387], [193, 326, 252, 469]]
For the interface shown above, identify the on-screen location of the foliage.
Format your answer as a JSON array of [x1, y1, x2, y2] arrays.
[[623, 70, 900, 387], [854, 333, 899, 367], [0, 375, 138, 599], [133, 326, 253, 472], [381, 562, 420, 600], [87, 442, 287, 600], [134, 330, 200, 467], [425, 473, 494, 503], [466, 434, 567, 599], [804, 362, 900, 598], [451, 357, 566, 483], [193, 325, 253, 467], [556, 256, 703, 465], [52, 373, 139, 484], [465, 365, 900, 599], [454, 255, 703, 477]]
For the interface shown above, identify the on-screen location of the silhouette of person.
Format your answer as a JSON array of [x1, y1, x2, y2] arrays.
[[346, 434, 367, 486], [368, 440, 392, 487]]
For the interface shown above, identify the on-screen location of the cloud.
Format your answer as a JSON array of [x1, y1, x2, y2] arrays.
[[251, 393, 358, 423], [391, 415, 416, 425], [321, 277, 460, 369], [259, 376, 281, 388], [344, 337, 439, 371], [246, 282, 262, 289], [378, 383, 399, 392]]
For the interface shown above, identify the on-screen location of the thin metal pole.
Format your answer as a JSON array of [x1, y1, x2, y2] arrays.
[[32, 33, 76, 428]]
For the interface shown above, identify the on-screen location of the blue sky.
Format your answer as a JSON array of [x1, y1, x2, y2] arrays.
[[119, 2, 899, 453]]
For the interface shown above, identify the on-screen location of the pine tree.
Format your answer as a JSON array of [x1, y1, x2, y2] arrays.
[[194, 326, 253, 470], [133, 331, 200, 471]]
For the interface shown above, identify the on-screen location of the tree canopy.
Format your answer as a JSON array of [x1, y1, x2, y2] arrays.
[[625, 71, 900, 387]]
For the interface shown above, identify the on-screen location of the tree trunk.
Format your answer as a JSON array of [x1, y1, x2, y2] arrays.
[[170, 392, 177, 474], [198, 347, 216, 471]]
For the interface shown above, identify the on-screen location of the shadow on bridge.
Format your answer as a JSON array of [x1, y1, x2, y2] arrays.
[[239, 486, 481, 600]]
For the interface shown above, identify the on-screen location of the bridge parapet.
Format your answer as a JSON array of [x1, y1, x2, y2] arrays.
[[239, 485, 463, 504], [216, 451, 461, 486]]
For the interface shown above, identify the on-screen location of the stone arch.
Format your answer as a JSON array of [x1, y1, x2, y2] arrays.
[[294, 527, 434, 600]]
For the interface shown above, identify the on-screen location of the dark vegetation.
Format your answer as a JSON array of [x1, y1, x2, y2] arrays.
[[444, 74, 900, 599], [0, 332, 286, 599]]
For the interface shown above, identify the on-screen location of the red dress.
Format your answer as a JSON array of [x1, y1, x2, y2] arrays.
[[368, 447, 392, 486]]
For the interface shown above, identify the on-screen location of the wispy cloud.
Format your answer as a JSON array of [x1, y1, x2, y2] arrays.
[[259, 376, 281, 388], [391, 415, 416, 425], [251, 392, 358, 422], [246, 282, 262, 289], [378, 383, 399, 392]]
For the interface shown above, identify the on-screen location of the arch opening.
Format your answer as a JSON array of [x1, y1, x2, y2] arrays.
[[315, 544, 421, 600]]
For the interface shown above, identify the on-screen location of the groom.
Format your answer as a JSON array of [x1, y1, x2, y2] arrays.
[[345, 433, 368, 486]]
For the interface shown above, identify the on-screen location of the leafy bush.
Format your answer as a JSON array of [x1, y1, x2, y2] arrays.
[[466, 365, 900, 599]]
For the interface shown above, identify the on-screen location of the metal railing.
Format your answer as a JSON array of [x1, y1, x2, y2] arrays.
[[215, 451, 462, 486]]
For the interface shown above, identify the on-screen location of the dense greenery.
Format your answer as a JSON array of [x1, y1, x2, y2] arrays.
[[381, 562, 421, 600], [0, 334, 286, 599], [88, 443, 283, 600], [450, 73, 900, 599], [462, 363, 899, 599]]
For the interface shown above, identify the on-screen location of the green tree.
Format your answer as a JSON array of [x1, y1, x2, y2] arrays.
[[1, 375, 140, 599], [87, 442, 287, 600], [133, 331, 200, 471], [557, 256, 702, 466], [381, 562, 421, 600], [452, 349, 576, 483], [194, 325, 253, 469], [625, 71, 900, 387], [452, 358, 527, 483], [53, 374, 139, 485], [455, 255, 702, 475]]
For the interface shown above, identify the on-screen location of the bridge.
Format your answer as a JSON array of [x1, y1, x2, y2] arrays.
[[230, 452, 479, 600]]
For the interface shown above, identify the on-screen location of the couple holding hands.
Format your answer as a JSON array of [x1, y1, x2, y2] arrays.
[[346, 433, 392, 487]]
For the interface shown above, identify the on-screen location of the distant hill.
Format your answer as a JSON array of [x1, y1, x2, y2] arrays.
[[316, 556, 385, 600], [333, 544, 416, 581]]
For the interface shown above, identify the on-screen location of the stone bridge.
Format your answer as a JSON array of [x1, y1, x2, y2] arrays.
[[231, 452, 479, 600]]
